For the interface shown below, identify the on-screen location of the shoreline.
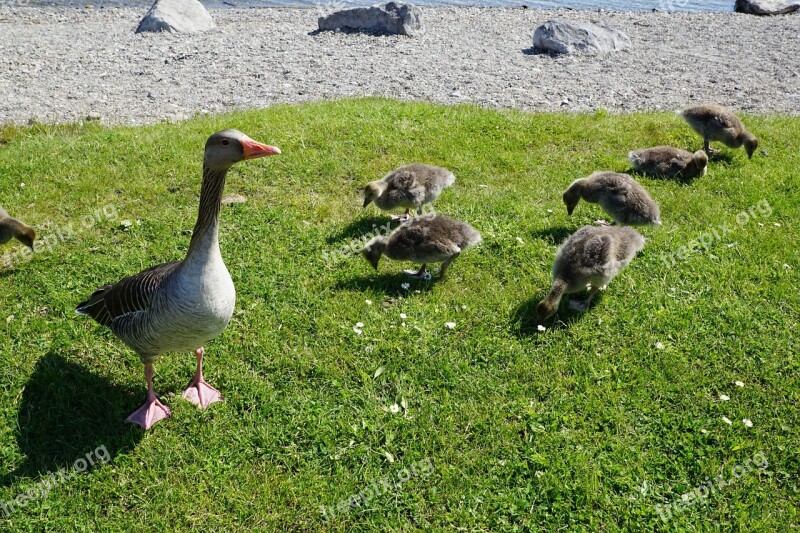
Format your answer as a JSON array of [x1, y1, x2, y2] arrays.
[[1, 6, 798, 125]]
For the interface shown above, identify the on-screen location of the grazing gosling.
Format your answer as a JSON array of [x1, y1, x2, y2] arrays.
[[563, 171, 661, 226], [363, 163, 456, 221], [362, 214, 481, 278], [628, 146, 708, 180], [537, 225, 645, 322], [0, 206, 35, 251], [679, 104, 758, 159]]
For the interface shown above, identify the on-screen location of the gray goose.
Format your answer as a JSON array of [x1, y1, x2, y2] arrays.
[[362, 214, 481, 278], [537, 225, 645, 322], [679, 104, 758, 159], [76, 130, 280, 429], [628, 146, 708, 180], [563, 171, 661, 226], [0, 206, 35, 251], [363, 163, 456, 221]]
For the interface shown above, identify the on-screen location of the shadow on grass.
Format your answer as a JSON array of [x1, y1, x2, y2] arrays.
[[333, 271, 438, 295], [625, 167, 703, 185], [0, 352, 143, 488], [325, 215, 399, 245], [530, 225, 574, 246], [511, 293, 600, 337]]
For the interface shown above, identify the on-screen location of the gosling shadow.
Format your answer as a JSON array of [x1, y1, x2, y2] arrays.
[[511, 293, 601, 337], [625, 167, 700, 185], [0, 352, 143, 487], [530, 225, 574, 246], [325, 215, 400, 245], [521, 47, 558, 57], [333, 271, 438, 295]]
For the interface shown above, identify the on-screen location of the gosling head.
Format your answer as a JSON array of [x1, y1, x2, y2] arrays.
[[563, 181, 582, 216], [363, 181, 386, 208], [362, 236, 387, 270], [203, 129, 280, 170], [0, 218, 35, 251], [742, 131, 759, 159], [693, 150, 709, 175], [536, 299, 557, 324]]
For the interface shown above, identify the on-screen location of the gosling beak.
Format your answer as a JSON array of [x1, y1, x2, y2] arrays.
[[363, 197, 372, 208], [241, 136, 281, 159]]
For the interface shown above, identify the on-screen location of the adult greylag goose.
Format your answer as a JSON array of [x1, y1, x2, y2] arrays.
[[628, 146, 708, 180], [678, 104, 758, 158], [563, 171, 661, 226], [0, 206, 35, 251], [362, 214, 481, 278], [76, 130, 280, 429], [537, 225, 645, 322], [363, 163, 456, 221]]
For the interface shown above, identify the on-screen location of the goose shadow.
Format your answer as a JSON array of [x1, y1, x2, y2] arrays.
[[325, 215, 400, 245], [624, 167, 701, 185], [530, 225, 574, 245], [511, 293, 601, 337], [333, 271, 438, 295], [521, 47, 558, 57], [0, 352, 143, 488]]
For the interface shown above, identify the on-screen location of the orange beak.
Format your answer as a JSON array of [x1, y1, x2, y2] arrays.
[[241, 136, 281, 159]]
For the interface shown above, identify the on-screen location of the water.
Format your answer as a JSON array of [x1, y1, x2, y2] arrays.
[[31, 0, 735, 10]]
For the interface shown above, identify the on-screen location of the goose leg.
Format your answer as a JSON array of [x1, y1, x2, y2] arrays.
[[391, 209, 411, 222], [126, 362, 171, 429], [439, 253, 460, 278], [404, 264, 428, 278], [569, 285, 603, 312], [183, 347, 222, 409], [704, 138, 718, 156]]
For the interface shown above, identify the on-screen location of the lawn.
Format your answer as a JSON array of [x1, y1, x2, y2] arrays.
[[0, 98, 798, 531]]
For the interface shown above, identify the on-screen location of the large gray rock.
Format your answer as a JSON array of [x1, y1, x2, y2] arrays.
[[318, 2, 422, 36], [136, 0, 215, 34], [532, 19, 631, 55], [734, 0, 800, 15]]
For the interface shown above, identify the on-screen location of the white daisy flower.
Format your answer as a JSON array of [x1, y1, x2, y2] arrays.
[[445, 322, 456, 329], [743, 419, 753, 427], [353, 322, 364, 335], [735, 381, 744, 387], [537, 325, 546, 332], [719, 394, 730, 401], [399, 313, 407, 319], [365, 299, 373, 305], [655, 342, 665, 350], [722, 416, 732, 425], [401, 283, 411, 290], [389, 404, 401, 414]]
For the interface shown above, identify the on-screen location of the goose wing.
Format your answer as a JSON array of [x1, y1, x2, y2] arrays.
[[76, 260, 181, 328], [384, 169, 424, 206], [581, 234, 614, 273]]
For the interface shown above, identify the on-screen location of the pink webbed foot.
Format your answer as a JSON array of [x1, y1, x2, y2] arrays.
[[182, 378, 222, 409], [126, 397, 171, 430], [182, 347, 223, 409]]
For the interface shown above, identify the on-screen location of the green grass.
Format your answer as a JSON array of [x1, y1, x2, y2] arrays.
[[0, 99, 798, 531]]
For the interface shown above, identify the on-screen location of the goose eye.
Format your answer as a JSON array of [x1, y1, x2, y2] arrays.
[[221, 139, 230, 146]]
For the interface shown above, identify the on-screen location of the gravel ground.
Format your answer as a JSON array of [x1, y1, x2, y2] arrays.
[[0, 6, 798, 124]]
